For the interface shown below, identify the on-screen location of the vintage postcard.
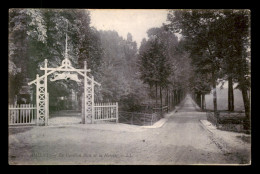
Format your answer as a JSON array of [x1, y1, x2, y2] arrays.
[[8, 9, 251, 165]]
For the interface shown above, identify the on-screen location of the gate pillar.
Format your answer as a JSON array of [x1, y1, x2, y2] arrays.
[[35, 59, 49, 126], [36, 74, 47, 125], [85, 79, 93, 123], [84, 61, 94, 124]]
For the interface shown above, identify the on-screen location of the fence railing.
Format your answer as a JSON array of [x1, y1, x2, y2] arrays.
[[152, 105, 168, 113], [94, 102, 118, 123], [118, 111, 161, 126], [9, 104, 37, 125]]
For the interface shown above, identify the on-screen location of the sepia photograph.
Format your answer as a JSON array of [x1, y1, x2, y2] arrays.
[[8, 9, 251, 165]]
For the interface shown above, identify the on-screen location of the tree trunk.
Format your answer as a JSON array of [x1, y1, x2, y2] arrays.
[[201, 94, 205, 110], [241, 86, 250, 129], [197, 93, 202, 108], [174, 90, 176, 106], [155, 82, 158, 105], [180, 90, 182, 102], [237, 56, 250, 129], [160, 86, 162, 107], [196, 93, 199, 107], [212, 70, 218, 117], [195, 93, 198, 106], [176, 90, 178, 104], [177, 90, 179, 104], [241, 87, 250, 118], [169, 90, 171, 110], [172, 91, 174, 108], [168, 90, 171, 110], [178, 90, 181, 104], [165, 88, 168, 107], [168, 89, 170, 107], [160, 86, 163, 116], [149, 84, 152, 98], [228, 76, 234, 111]]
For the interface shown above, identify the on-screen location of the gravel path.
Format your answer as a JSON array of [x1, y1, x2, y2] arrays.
[[8, 95, 250, 165]]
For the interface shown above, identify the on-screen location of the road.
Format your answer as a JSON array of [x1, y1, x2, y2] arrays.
[[9, 95, 247, 165]]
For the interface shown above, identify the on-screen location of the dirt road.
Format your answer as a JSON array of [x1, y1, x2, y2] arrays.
[[9, 95, 249, 165]]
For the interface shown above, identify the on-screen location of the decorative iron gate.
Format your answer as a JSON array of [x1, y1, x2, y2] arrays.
[[24, 20, 118, 126], [27, 57, 101, 126]]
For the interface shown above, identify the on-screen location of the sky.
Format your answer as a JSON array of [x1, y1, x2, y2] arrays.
[[88, 9, 181, 48]]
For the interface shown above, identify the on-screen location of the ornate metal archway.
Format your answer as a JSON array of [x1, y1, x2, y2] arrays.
[[28, 58, 101, 125], [28, 25, 101, 125], [28, 57, 100, 126]]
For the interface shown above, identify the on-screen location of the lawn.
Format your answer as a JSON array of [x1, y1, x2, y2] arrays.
[[205, 85, 245, 111]]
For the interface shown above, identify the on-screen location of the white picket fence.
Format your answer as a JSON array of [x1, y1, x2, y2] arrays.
[[9, 102, 118, 125], [9, 104, 36, 125], [94, 102, 118, 123]]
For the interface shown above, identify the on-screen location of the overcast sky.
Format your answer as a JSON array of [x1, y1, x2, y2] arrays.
[[88, 9, 181, 48]]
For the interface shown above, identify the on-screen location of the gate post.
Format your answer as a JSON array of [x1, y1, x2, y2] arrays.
[[84, 61, 87, 124], [84, 61, 93, 124], [91, 76, 95, 124], [81, 93, 85, 124], [116, 102, 118, 123], [36, 74, 39, 125], [44, 59, 48, 126], [36, 74, 47, 126], [47, 93, 49, 125]]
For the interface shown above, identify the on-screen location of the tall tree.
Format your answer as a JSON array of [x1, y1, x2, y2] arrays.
[[166, 9, 250, 121], [9, 9, 103, 106], [97, 30, 147, 109], [138, 27, 174, 107], [215, 10, 250, 118], [166, 9, 224, 116], [9, 9, 48, 103]]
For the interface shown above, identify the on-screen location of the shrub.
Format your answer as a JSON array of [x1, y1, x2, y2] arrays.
[[119, 93, 143, 112]]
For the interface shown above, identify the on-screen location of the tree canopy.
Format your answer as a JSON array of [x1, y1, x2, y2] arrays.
[[165, 9, 250, 118], [9, 9, 103, 104]]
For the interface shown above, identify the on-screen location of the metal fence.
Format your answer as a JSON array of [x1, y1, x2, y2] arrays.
[[118, 105, 168, 126], [118, 111, 164, 126]]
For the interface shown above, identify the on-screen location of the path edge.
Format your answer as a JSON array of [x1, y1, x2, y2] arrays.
[[142, 98, 187, 129]]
